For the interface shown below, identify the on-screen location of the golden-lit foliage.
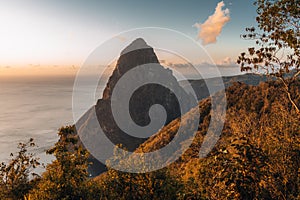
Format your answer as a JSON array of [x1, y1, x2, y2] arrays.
[[136, 80, 300, 199], [29, 126, 102, 200], [237, 0, 299, 76], [0, 139, 40, 200], [237, 0, 300, 113], [0, 79, 299, 199]]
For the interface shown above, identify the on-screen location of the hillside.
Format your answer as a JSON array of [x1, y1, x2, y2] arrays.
[[77, 38, 297, 178], [96, 79, 300, 199], [76, 38, 278, 177]]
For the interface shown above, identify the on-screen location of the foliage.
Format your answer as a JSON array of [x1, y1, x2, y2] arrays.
[[29, 126, 101, 200], [137, 80, 300, 199], [0, 138, 40, 200], [97, 168, 179, 200], [1, 80, 299, 199], [237, 0, 300, 113], [95, 144, 180, 200]]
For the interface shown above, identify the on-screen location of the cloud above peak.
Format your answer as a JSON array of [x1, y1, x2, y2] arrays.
[[194, 1, 230, 45]]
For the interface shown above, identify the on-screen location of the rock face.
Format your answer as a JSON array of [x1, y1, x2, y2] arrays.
[[102, 38, 158, 100], [97, 38, 194, 150], [77, 38, 195, 176]]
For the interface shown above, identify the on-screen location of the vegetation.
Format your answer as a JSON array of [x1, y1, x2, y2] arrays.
[[237, 0, 300, 113], [137, 80, 300, 199], [96, 168, 179, 200], [0, 1, 298, 199], [0, 139, 40, 200], [0, 79, 299, 199], [29, 126, 102, 200]]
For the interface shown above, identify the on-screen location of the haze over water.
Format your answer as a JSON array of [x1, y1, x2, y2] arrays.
[[0, 75, 106, 165]]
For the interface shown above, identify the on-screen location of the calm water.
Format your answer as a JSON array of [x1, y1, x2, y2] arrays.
[[0, 75, 106, 166]]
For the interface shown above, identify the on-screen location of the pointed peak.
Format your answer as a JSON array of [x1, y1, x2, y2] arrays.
[[132, 38, 147, 45], [121, 38, 152, 55]]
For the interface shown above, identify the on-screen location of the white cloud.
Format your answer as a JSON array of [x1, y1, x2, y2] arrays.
[[218, 57, 237, 66], [194, 1, 230, 45]]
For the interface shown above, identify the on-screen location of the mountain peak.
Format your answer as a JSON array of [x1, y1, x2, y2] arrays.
[[76, 38, 196, 177], [121, 38, 151, 55], [102, 38, 159, 99]]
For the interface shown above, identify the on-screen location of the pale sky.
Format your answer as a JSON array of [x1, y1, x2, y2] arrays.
[[0, 0, 257, 76]]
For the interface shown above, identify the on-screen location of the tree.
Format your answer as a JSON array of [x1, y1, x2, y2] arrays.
[[96, 145, 180, 200], [0, 138, 40, 200], [237, 0, 300, 113], [29, 126, 101, 200]]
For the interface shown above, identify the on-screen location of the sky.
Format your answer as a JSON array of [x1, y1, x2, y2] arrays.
[[0, 0, 257, 76]]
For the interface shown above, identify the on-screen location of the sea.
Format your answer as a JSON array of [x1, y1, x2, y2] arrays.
[[0, 75, 106, 168], [0, 68, 241, 171]]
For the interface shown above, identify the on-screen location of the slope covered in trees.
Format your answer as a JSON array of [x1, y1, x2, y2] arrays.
[[94, 78, 300, 199], [0, 78, 299, 199]]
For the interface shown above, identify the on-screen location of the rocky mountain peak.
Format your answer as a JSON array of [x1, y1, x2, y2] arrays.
[[120, 38, 151, 55], [102, 38, 159, 100], [77, 38, 195, 176]]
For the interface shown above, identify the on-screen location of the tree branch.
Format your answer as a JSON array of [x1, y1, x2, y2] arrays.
[[293, 70, 300, 79], [278, 77, 300, 114]]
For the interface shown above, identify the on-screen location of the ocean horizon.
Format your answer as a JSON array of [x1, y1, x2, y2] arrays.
[[0, 75, 106, 166]]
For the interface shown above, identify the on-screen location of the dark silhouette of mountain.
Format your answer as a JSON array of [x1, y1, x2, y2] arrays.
[[76, 38, 195, 176]]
